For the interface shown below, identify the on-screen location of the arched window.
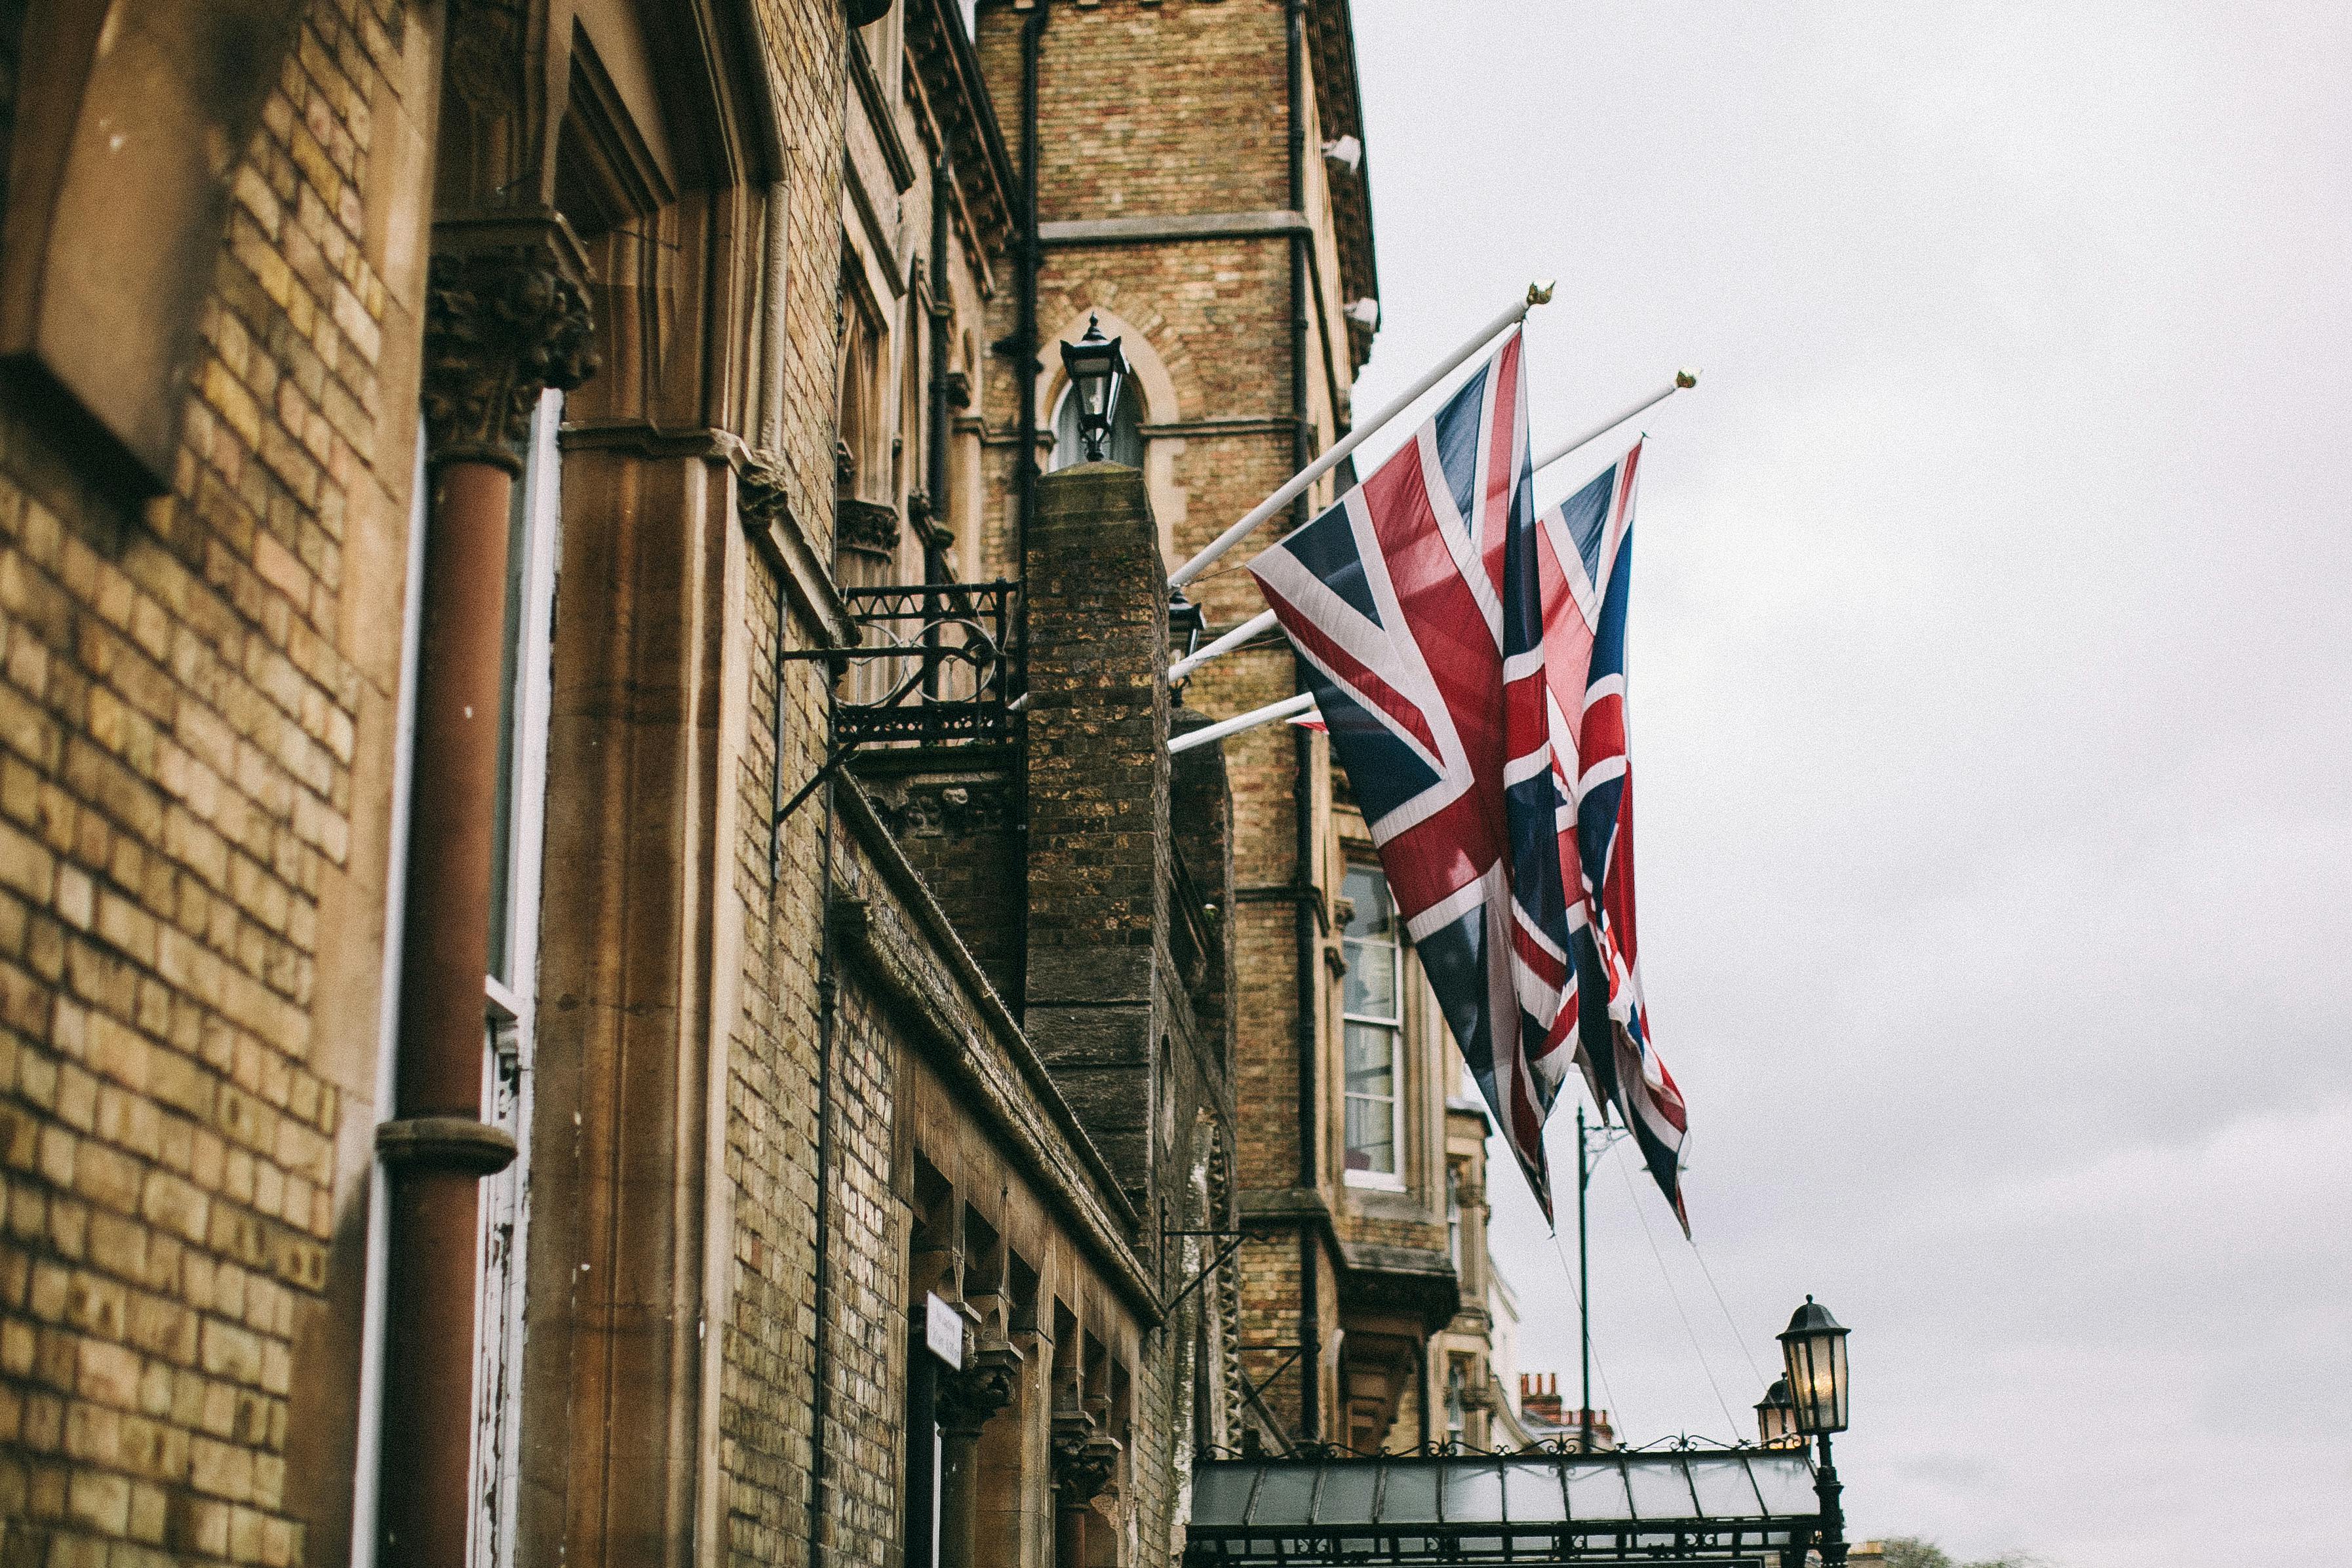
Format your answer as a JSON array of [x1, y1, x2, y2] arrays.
[[1049, 380, 1144, 470]]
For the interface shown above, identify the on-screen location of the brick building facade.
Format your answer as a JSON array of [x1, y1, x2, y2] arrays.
[[0, 3, 1514, 1568], [964, 0, 1513, 1462]]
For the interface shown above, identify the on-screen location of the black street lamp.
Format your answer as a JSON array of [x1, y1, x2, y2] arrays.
[[1753, 1377, 1801, 1450], [1059, 315, 1129, 463], [1778, 1296, 1851, 1567]]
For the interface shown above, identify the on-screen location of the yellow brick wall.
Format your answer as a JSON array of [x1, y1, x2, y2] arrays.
[[0, 0, 431, 1561]]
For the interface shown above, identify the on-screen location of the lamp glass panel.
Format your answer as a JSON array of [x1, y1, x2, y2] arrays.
[[1067, 355, 1110, 421], [1784, 1327, 1847, 1434]]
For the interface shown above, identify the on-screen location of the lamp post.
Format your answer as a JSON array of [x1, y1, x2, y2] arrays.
[[1754, 1377, 1801, 1450], [1778, 1296, 1851, 1567], [1058, 315, 1129, 463]]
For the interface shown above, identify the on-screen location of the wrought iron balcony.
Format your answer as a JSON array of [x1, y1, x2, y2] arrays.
[[836, 579, 1021, 748]]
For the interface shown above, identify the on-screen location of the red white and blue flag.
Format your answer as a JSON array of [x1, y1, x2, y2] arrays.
[[1247, 336, 1689, 1227], [1535, 444, 1689, 1231]]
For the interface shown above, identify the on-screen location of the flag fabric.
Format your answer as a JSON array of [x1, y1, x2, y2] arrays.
[[1245, 332, 1691, 1230], [1247, 329, 1582, 1218], [1533, 443, 1689, 1230]]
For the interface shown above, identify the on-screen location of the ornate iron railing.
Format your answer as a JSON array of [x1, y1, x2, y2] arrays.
[[835, 579, 1021, 747]]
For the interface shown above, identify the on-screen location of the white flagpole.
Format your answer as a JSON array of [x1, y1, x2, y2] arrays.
[[1168, 692, 1316, 755], [1166, 281, 1556, 590], [1167, 366, 1695, 687], [1169, 606, 1279, 682], [1531, 369, 1697, 476]]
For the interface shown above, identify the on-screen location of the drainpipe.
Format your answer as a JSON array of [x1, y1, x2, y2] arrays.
[[805, 775, 842, 1568], [1417, 1337, 1432, 1451], [1011, 0, 1049, 1023], [377, 234, 594, 1568], [927, 153, 954, 585]]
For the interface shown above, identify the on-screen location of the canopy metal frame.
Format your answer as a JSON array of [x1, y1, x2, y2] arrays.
[[1186, 1445, 1822, 1568]]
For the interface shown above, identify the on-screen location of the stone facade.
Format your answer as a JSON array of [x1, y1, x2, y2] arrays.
[[0, 5, 1514, 1568]]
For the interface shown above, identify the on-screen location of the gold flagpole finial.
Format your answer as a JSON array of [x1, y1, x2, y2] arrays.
[[1527, 279, 1557, 306], [1675, 367, 1700, 389]]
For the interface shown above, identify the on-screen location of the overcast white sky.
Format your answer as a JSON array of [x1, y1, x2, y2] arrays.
[[1341, 5, 2352, 1563]]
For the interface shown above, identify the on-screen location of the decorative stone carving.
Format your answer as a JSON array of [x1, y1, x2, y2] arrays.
[[1049, 1415, 1121, 1510], [837, 496, 903, 559], [740, 460, 794, 532], [934, 1346, 1021, 1437], [875, 777, 1012, 840], [423, 223, 598, 470]]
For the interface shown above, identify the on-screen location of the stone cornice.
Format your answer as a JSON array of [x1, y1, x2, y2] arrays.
[[905, 0, 1019, 257]]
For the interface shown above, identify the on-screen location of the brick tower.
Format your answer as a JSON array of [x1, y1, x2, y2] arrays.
[[977, 0, 1483, 1455]]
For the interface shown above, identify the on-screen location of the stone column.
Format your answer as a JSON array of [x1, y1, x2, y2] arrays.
[[935, 1346, 1021, 1568], [374, 218, 595, 1568], [1049, 1413, 1120, 1568]]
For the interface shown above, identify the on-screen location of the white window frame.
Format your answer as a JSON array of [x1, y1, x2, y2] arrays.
[[349, 429, 432, 1568], [470, 390, 564, 1568], [1341, 861, 1407, 1192]]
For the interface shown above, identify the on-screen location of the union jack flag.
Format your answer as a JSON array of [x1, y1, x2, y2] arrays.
[[1248, 337, 1693, 1228], [1535, 443, 1689, 1231], [1248, 330, 1583, 1218]]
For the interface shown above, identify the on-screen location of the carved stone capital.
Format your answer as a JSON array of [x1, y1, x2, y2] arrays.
[[935, 1346, 1020, 1437], [1050, 1415, 1121, 1510], [423, 216, 598, 471]]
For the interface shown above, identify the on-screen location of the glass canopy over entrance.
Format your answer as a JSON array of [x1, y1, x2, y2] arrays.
[[1187, 1449, 1822, 1568]]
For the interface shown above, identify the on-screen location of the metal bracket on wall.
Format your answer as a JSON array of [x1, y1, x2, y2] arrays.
[[771, 579, 1025, 850], [1158, 1223, 1283, 1315]]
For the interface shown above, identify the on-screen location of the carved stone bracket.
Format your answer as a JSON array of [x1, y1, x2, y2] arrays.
[[871, 776, 1013, 840], [935, 1345, 1021, 1437], [423, 214, 599, 471], [740, 459, 794, 532], [1049, 1415, 1121, 1510], [837, 497, 903, 559]]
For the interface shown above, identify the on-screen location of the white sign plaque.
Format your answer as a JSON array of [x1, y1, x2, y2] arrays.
[[924, 1292, 964, 1369]]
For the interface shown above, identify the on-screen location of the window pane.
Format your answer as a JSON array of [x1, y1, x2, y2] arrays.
[[1344, 1023, 1394, 1098], [1344, 1095, 1394, 1174], [1343, 938, 1396, 1019], [1342, 865, 1392, 938], [1342, 863, 1398, 1019]]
